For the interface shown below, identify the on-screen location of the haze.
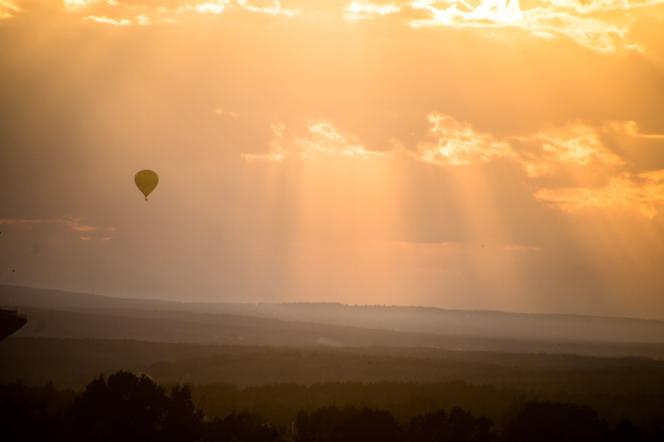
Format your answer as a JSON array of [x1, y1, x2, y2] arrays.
[[1, 0, 664, 319]]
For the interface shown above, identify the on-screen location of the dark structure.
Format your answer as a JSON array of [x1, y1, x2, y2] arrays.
[[0, 308, 26, 342]]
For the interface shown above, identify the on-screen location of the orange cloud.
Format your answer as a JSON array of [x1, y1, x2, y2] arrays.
[[0, 217, 118, 240], [236, 0, 298, 16], [413, 116, 626, 175], [5, 0, 659, 53], [64, 0, 101, 11], [535, 170, 664, 218], [84, 15, 131, 25], [0, 217, 96, 232], [548, 0, 664, 14], [243, 120, 384, 162], [343, 0, 649, 52], [58, 0, 299, 25], [241, 124, 288, 162], [213, 108, 240, 118], [414, 114, 514, 166], [606, 120, 664, 140], [0, 0, 20, 19], [513, 122, 626, 177], [345, 1, 401, 20], [243, 114, 664, 218], [412, 115, 664, 217]]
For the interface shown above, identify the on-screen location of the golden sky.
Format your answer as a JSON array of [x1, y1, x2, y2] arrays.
[[1, 0, 663, 318]]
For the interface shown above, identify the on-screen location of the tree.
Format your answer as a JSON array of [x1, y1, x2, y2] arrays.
[[70, 371, 203, 442], [407, 408, 496, 442], [204, 411, 282, 442], [295, 406, 403, 442], [502, 402, 608, 442]]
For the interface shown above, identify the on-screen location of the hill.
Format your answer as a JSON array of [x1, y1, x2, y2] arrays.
[[2, 285, 664, 359]]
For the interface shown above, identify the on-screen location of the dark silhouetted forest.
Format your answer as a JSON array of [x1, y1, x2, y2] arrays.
[[1, 372, 663, 442], [4, 337, 664, 429]]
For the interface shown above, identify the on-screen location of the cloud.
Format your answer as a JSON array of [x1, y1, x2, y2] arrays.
[[243, 120, 384, 162], [58, 0, 299, 25], [343, 0, 651, 52], [4, 0, 659, 53], [0, 0, 20, 19], [604, 121, 664, 141], [241, 124, 289, 162], [511, 122, 626, 177], [84, 15, 131, 25], [345, 1, 401, 20], [64, 0, 101, 11], [414, 113, 515, 166], [534, 170, 664, 218], [0, 217, 95, 231], [413, 115, 664, 217], [412, 115, 626, 175], [214, 107, 240, 118], [297, 121, 384, 159], [193, 1, 229, 14], [417, 116, 664, 217], [548, 0, 664, 14], [236, 0, 298, 16], [0, 217, 117, 240], [243, 114, 664, 218]]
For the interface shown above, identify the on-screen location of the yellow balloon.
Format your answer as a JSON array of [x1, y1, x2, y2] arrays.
[[135, 170, 159, 201]]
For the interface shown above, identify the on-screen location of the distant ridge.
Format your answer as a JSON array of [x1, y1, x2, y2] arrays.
[[2, 284, 664, 347], [2, 284, 661, 323]]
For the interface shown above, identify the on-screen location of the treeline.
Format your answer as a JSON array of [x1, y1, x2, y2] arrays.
[[4, 337, 664, 429], [190, 380, 664, 430], [2, 372, 663, 442]]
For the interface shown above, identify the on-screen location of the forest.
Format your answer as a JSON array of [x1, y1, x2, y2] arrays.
[[2, 371, 663, 442], [2, 288, 664, 440]]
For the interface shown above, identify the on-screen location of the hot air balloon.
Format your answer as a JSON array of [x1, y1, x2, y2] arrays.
[[135, 170, 159, 201]]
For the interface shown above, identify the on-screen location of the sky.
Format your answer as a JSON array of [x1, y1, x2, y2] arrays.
[[0, 0, 663, 319]]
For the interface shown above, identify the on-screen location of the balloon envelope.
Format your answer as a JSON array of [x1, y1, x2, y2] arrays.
[[135, 170, 159, 200]]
